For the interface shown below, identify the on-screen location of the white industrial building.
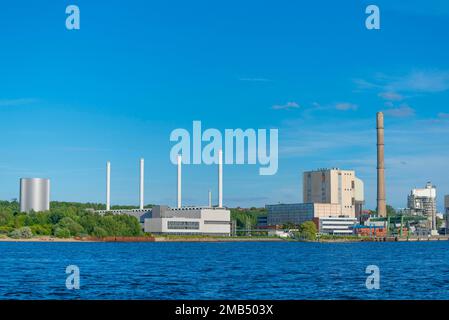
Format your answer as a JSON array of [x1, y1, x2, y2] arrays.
[[97, 151, 231, 236], [407, 182, 437, 234], [314, 216, 358, 235], [144, 205, 230, 236]]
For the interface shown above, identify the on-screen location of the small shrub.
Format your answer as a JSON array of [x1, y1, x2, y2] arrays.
[[9, 227, 33, 239], [54, 227, 71, 238]]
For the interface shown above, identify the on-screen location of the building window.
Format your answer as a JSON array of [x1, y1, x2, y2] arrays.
[[204, 221, 230, 225], [167, 221, 200, 230]]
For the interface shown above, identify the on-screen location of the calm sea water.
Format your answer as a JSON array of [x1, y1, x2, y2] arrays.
[[0, 241, 448, 300]]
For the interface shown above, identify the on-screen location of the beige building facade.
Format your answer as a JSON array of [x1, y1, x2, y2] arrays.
[[303, 168, 364, 217]]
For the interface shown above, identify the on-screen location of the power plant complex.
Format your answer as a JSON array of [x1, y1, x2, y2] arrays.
[[96, 152, 231, 236], [12, 112, 449, 239], [266, 168, 363, 235], [263, 112, 449, 237]]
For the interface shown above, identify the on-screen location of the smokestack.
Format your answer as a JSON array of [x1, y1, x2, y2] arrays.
[[208, 190, 212, 207], [218, 149, 223, 208], [177, 155, 182, 208], [377, 112, 386, 217], [106, 161, 111, 211], [140, 158, 144, 210]]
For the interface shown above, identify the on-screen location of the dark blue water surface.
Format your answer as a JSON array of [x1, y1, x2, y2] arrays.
[[0, 241, 448, 300]]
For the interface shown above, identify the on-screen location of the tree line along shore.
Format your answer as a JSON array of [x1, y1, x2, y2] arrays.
[[0, 200, 271, 241]]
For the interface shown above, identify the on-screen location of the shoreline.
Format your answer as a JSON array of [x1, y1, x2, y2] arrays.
[[1, 236, 448, 243]]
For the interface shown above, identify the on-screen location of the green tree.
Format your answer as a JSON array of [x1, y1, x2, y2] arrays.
[[297, 221, 317, 241], [58, 217, 84, 236], [54, 227, 71, 238], [92, 226, 108, 238]]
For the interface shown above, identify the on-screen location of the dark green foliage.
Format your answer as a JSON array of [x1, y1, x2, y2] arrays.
[[231, 207, 266, 229], [0, 201, 143, 238], [296, 221, 317, 241]]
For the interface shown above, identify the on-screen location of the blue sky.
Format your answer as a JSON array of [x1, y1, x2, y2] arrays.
[[0, 0, 449, 210]]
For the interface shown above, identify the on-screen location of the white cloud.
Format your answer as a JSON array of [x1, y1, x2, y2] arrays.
[[383, 105, 415, 117], [335, 102, 358, 111], [389, 70, 449, 93], [272, 101, 300, 110], [356, 70, 449, 94], [378, 91, 403, 101]]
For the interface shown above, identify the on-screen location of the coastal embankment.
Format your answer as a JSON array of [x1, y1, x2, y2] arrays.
[[1, 235, 448, 243]]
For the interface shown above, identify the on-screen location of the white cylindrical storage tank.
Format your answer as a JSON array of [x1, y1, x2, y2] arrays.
[[20, 178, 50, 213]]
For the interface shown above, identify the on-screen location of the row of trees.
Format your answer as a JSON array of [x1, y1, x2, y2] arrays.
[[0, 200, 142, 238]]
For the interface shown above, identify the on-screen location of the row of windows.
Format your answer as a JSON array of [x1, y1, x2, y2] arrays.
[[167, 221, 200, 230], [204, 220, 230, 225]]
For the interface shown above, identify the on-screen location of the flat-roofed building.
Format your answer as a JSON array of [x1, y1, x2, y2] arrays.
[[266, 203, 341, 226], [144, 205, 231, 236], [313, 216, 357, 235], [303, 168, 364, 217]]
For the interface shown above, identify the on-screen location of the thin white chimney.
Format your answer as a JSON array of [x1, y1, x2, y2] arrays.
[[218, 149, 223, 208], [106, 161, 111, 211], [208, 190, 212, 207], [177, 155, 182, 208], [139, 158, 144, 210]]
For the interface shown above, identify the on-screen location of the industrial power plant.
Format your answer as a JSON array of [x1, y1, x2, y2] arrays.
[[12, 112, 449, 240], [96, 151, 231, 236], [263, 112, 449, 238]]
